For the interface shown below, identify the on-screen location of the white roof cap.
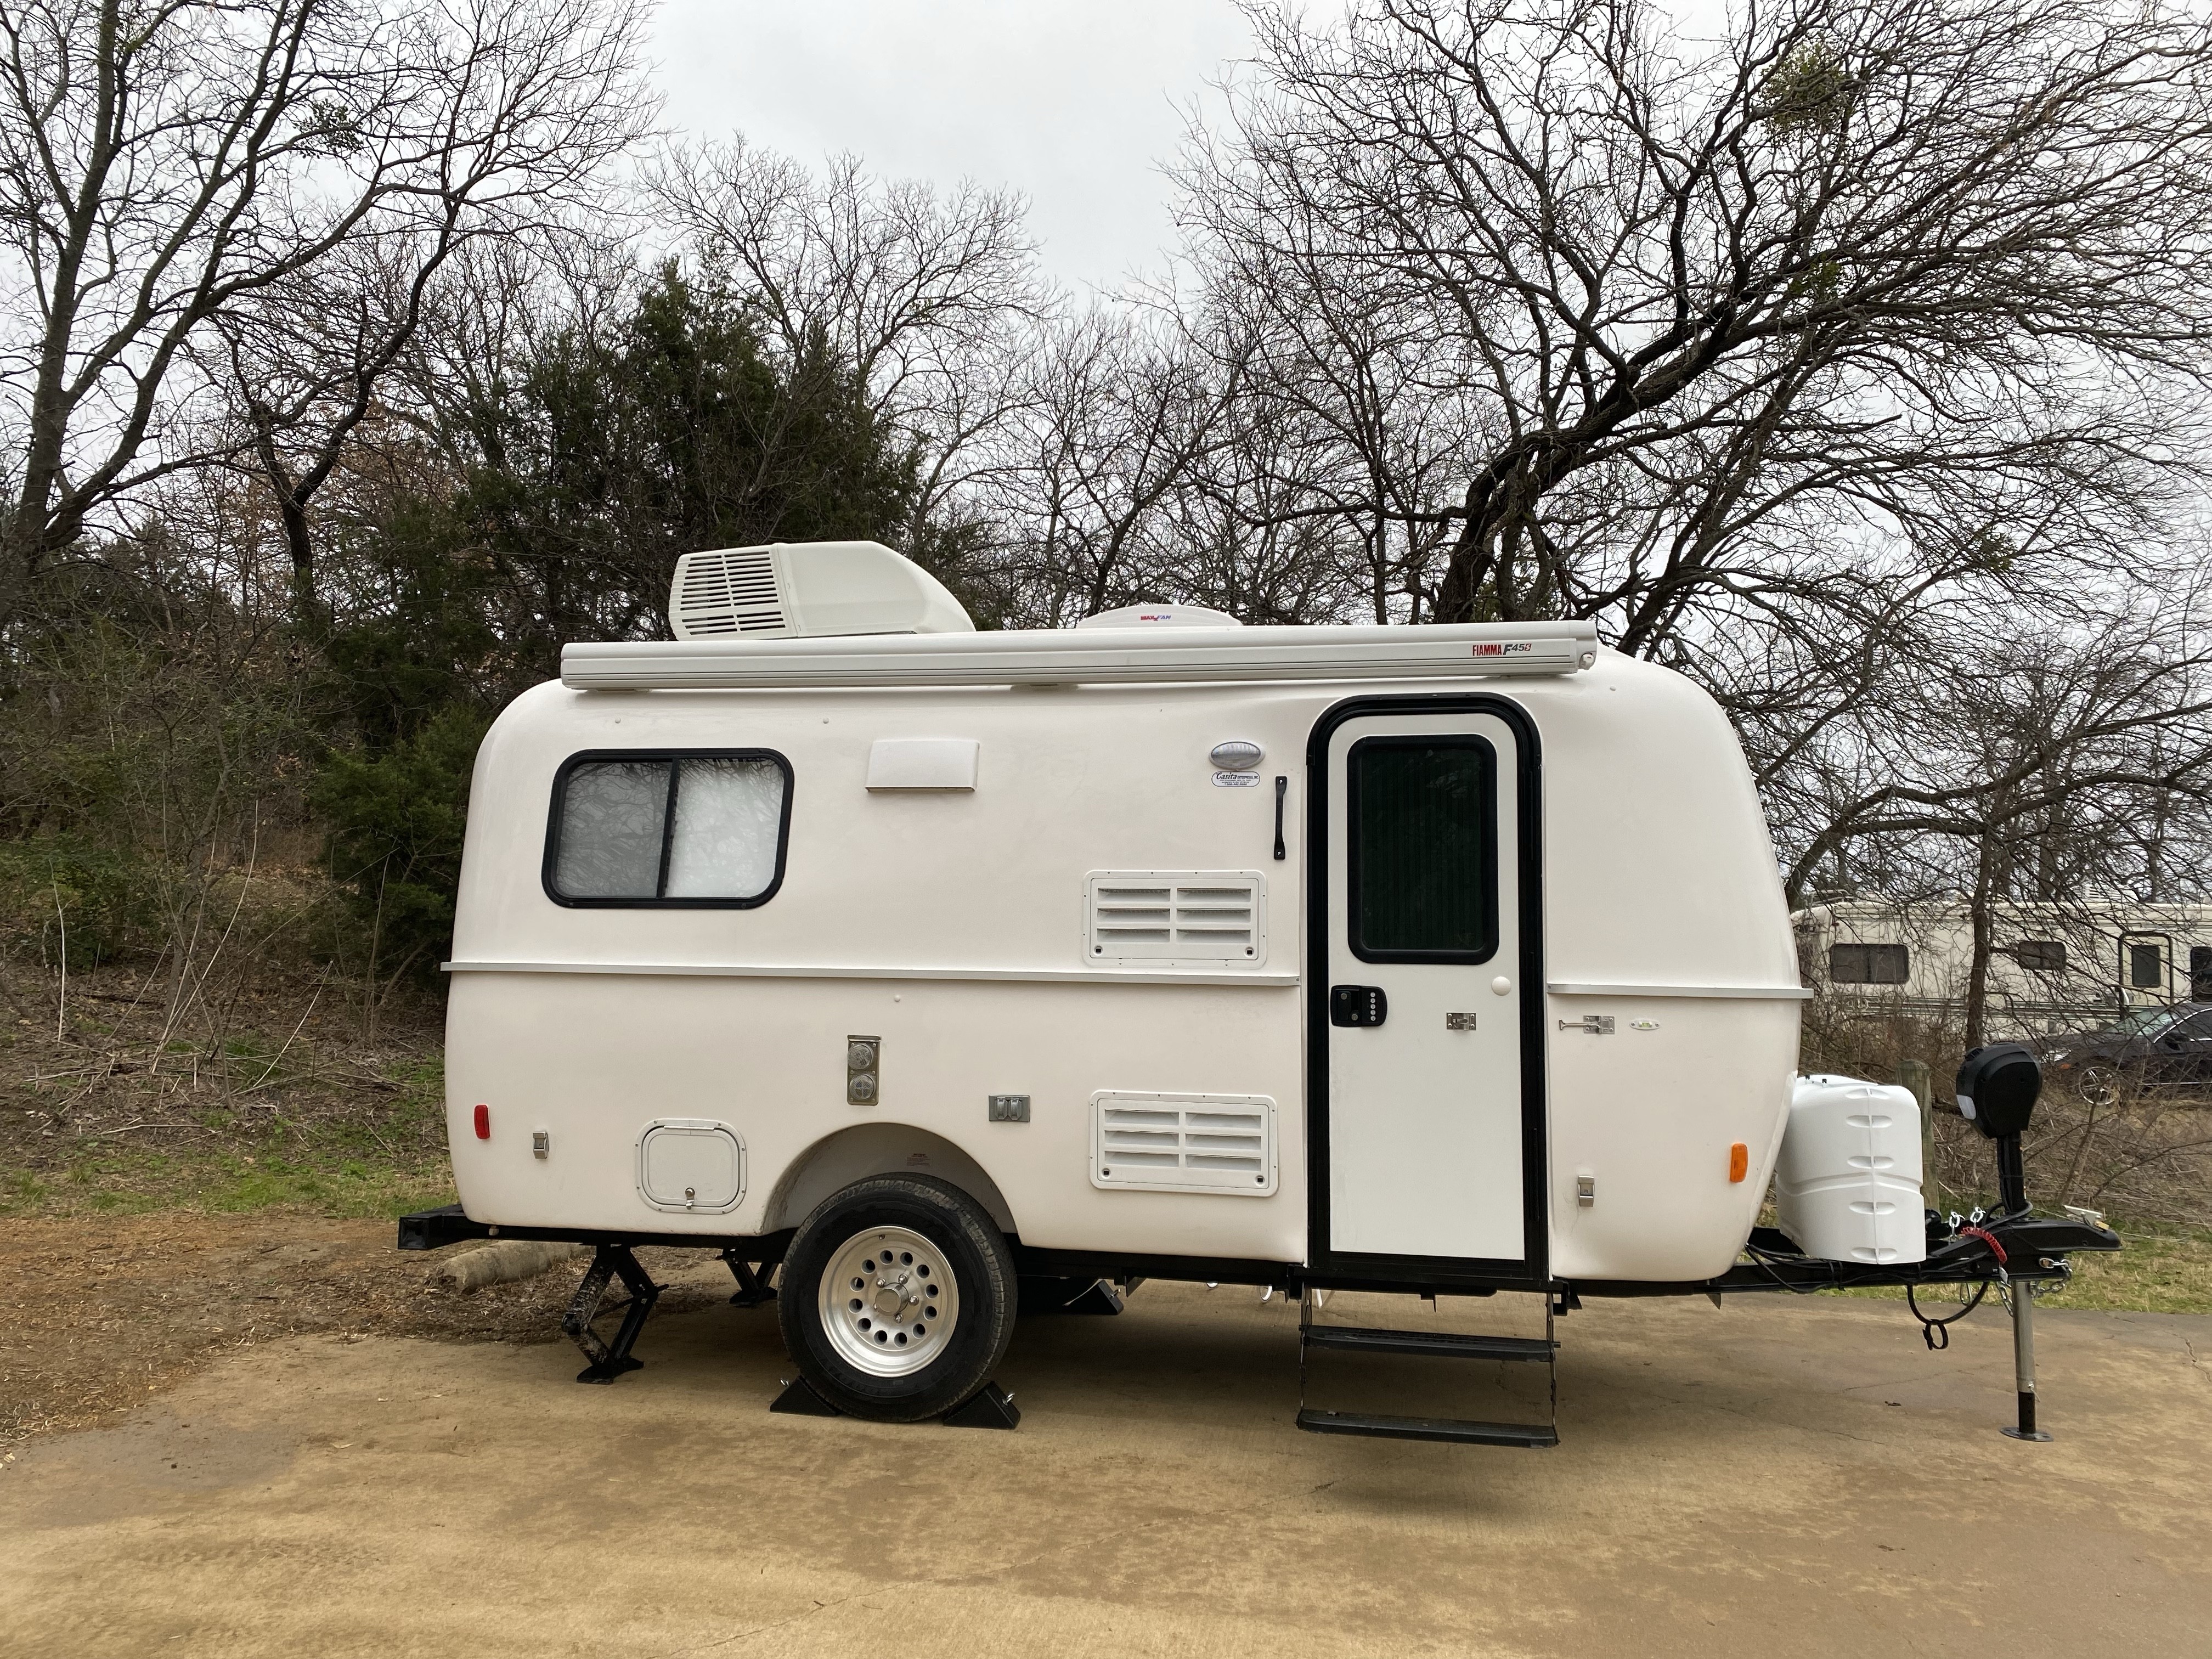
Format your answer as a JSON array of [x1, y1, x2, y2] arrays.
[[1075, 603, 1240, 629]]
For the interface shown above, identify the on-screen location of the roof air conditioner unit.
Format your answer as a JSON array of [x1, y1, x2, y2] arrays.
[[669, 541, 974, 641]]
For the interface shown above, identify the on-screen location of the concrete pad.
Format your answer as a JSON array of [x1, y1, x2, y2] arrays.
[[2, 1276, 2207, 1658]]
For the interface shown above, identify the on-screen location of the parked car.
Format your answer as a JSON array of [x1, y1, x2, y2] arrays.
[[2038, 1003, 2212, 1104]]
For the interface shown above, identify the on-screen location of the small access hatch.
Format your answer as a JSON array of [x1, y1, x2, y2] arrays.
[[637, 1120, 746, 1213]]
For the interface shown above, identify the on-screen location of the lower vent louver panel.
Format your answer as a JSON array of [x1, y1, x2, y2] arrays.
[[1091, 1093, 1276, 1195]]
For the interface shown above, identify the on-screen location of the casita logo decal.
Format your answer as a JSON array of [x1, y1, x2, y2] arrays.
[[1471, 641, 1536, 657]]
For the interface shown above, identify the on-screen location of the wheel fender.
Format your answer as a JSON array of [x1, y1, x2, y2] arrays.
[[763, 1122, 1018, 1235]]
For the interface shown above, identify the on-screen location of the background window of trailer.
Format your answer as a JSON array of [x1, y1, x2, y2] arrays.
[[2192, 945, 2212, 1001], [548, 754, 789, 905], [2127, 941, 2166, 990], [1346, 735, 1497, 962], [2013, 939, 2067, 972], [1828, 942, 1909, 984]]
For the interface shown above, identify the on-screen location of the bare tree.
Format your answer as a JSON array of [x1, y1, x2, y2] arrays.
[[1778, 592, 2212, 1043], [970, 306, 1249, 624], [653, 141, 1055, 548], [0, 0, 652, 634], [1176, 0, 2212, 644]]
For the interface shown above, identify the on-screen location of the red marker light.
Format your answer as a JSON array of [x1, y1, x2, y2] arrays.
[[473, 1103, 491, 1140]]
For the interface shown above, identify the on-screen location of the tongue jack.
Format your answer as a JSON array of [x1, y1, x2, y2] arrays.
[[1955, 1043, 2053, 1441]]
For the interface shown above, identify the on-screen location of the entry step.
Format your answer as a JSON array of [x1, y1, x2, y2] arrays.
[[1297, 1289, 1561, 1448], [1296, 1409, 1558, 1448], [1301, 1325, 1555, 1362]]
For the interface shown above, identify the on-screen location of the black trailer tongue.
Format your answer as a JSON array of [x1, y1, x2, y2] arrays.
[[1576, 1042, 2123, 1442], [1768, 1043, 2119, 1441]]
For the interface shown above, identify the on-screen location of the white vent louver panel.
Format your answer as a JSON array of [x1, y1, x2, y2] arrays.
[[672, 548, 788, 638], [1091, 1093, 1276, 1195], [1085, 871, 1265, 967]]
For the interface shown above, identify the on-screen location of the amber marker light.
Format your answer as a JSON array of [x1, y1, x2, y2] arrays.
[[1728, 1142, 1749, 1182]]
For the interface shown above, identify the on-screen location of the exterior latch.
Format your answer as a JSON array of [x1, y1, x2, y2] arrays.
[[1558, 1014, 1615, 1035], [1330, 985, 1388, 1028]]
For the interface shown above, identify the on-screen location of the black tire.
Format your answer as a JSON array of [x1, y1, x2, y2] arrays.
[[778, 1174, 1018, 1422]]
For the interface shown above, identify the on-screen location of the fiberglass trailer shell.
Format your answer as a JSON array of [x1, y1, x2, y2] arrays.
[[443, 575, 1808, 1318]]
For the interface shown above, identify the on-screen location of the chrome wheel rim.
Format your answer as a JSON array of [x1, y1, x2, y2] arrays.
[[819, 1226, 957, 1376], [2079, 1066, 2120, 1107]]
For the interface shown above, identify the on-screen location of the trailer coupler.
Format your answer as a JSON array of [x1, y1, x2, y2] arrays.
[[563, 1244, 663, 1384]]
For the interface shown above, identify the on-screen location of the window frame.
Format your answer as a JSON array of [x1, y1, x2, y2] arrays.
[[1829, 941, 1910, 985], [2012, 939, 2067, 974], [1344, 732, 1500, 966], [2126, 938, 2168, 991], [542, 747, 794, 910]]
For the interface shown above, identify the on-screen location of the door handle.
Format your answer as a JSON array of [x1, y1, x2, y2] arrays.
[[1330, 985, 1387, 1027]]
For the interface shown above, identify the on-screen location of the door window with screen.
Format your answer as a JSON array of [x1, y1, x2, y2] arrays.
[[546, 752, 791, 907], [1346, 736, 1497, 963]]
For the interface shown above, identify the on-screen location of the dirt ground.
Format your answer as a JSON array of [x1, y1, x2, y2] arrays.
[[0, 1214, 722, 1444], [2, 1224, 2208, 1659]]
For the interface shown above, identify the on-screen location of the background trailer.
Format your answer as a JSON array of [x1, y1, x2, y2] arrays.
[[400, 541, 2117, 1443]]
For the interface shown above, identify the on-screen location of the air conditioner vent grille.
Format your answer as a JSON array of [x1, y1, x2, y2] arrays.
[[673, 548, 787, 638], [1086, 871, 1265, 966], [1091, 1093, 1276, 1195]]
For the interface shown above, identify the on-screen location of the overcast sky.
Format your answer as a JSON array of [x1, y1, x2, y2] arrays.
[[650, 1, 1269, 293]]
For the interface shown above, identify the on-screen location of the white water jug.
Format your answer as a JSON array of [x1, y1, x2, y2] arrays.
[[1775, 1074, 1927, 1265]]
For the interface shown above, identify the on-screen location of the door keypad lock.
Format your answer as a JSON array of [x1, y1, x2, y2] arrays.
[[1330, 985, 1388, 1028]]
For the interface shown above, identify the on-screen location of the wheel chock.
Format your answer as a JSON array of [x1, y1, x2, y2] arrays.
[[942, 1381, 1021, 1430], [770, 1376, 844, 1417]]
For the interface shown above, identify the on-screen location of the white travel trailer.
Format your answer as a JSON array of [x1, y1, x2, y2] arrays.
[[1797, 898, 2212, 1036], [404, 541, 2115, 1442]]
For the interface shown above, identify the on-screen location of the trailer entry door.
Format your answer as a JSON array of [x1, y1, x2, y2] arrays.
[[1310, 699, 1545, 1280]]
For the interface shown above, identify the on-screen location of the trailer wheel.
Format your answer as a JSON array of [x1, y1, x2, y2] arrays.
[[778, 1174, 1017, 1422]]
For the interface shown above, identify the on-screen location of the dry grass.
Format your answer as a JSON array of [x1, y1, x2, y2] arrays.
[[2043, 1224, 2212, 1314], [1, 955, 449, 1221]]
